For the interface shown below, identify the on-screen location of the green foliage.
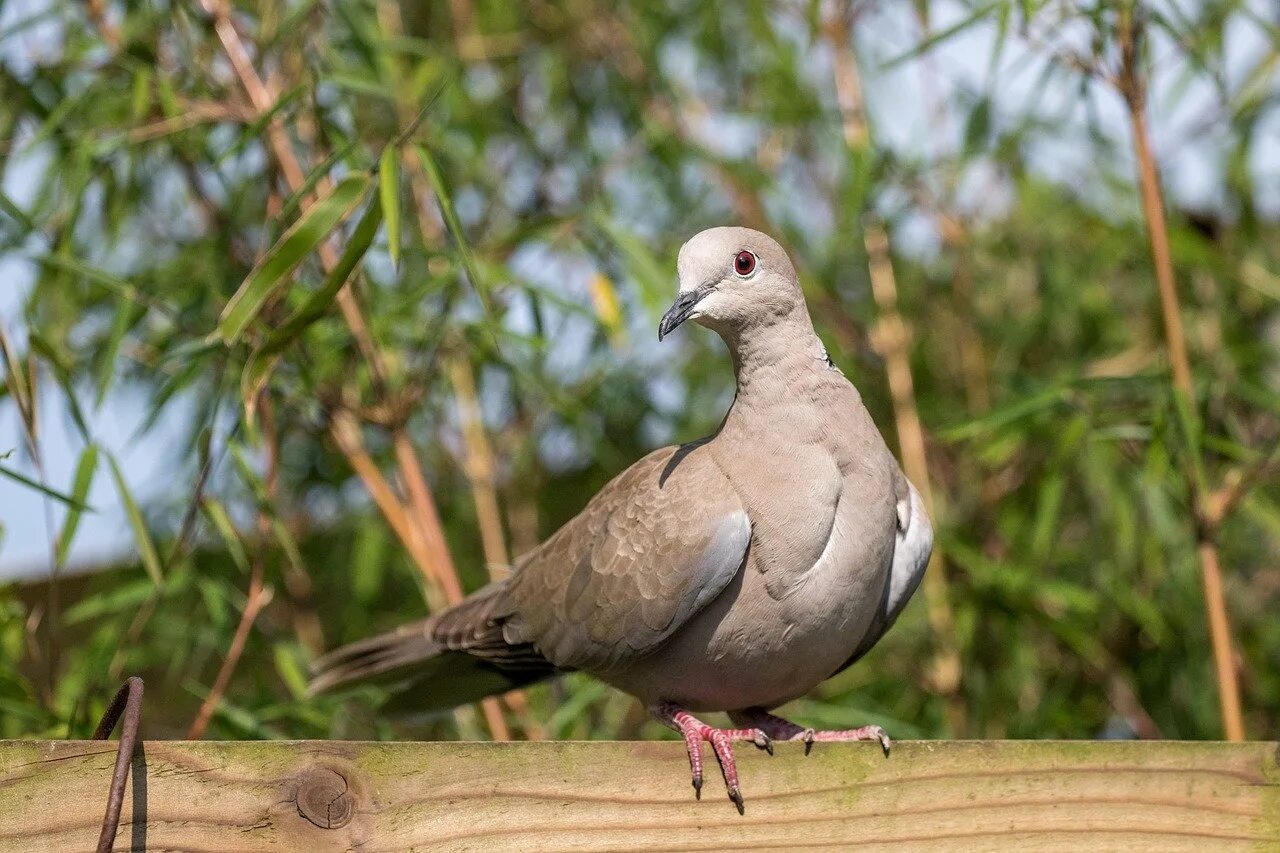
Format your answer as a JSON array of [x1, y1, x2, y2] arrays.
[[1, 0, 1278, 744]]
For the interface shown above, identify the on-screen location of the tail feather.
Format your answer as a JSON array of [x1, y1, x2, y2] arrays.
[[309, 584, 558, 711], [308, 619, 440, 695]]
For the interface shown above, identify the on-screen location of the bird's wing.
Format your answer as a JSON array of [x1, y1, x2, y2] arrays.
[[498, 443, 751, 672], [837, 470, 933, 670]]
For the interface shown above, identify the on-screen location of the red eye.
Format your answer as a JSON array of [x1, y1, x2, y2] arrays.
[[734, 250, 756, 276]]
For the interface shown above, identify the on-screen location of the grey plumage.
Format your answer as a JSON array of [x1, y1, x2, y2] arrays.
[[311, 225, 932, 727]]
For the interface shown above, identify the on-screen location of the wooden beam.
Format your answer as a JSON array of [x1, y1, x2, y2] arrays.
[[1, 740, 1276, 851]]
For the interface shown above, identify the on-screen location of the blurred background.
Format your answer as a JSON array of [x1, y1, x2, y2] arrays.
[[1, 0, 1278, 744]]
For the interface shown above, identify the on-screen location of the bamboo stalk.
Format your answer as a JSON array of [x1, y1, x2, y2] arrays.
[[827, 4, 965, 733], [373, 0, 531, 739], [391, 435, 466, 606], [447, 357, 509, 582], [863, 224, 964, 720], [186, 562, 272, 739], [445, 356, 546, 739], [198, 0, 510, 739], [1117, 13, 1244, 742], [329, 412, 448, 614]]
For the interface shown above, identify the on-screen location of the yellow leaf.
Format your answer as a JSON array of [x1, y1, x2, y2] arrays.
[[588, 273, 624, 344]]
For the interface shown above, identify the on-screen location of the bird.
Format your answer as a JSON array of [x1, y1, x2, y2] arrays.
[[310, 226, 933, 814]]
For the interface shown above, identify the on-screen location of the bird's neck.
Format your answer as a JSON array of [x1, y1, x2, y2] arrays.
[[725, 306, 834, 403]]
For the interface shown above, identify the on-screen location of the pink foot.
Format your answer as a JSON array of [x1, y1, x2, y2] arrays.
[[728, 708, 891, 757], [652, 702, 772, 814]]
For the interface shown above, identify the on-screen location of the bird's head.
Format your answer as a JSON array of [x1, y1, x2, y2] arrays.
[[659, 226, 803, 342]]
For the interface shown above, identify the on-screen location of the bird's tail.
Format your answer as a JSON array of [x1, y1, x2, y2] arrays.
[[309, 587, 556, 712]]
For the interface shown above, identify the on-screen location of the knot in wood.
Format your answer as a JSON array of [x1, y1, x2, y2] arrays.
[[295, 765, 354, 829]]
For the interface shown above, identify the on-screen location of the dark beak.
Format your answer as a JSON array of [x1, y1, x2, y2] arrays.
[[658, 289, 705, 341]]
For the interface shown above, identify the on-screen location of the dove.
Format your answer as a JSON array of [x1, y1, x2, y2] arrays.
[[311, 226, 933, 813]]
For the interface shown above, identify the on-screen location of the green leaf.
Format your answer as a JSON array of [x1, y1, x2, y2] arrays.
[[240, 197, 384, 409], [55, 444, 99, 566], [351, 520, 388, 603], [592, 214, 671, 312], [270, 517, 307, 578], [107, 453, 163, 585], [27, 331, 90, 443], [96, 300, 143, 406], [940, 384, 1069, 442], [0, 462, 91, 511], [1170, 388, 1210, 501], [414, 144, 493, 316], [36, 254, 175, 319], [200, 497, 249, 574], [379, 145, 401, 267], [963, 97, 991, 155], [62, 578, 154, 626], [274, 644, 310, 700], [0, 188, 36, 234], [880, 0, 1007, 71], [275, 138, 362, 226], [217, 172, 372, 344]]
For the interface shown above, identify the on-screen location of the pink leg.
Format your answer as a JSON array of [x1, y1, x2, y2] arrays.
[[728, 708, 891, 757], [652, 701, 772, 814]]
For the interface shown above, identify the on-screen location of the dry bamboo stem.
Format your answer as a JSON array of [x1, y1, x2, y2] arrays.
[[391, 435, 466, 606], [189, 395, 280, 739], [374, 0, 530, 737], [828, 5, 964, 732], [198, 0, 510, 739], [329, 413, 448, 614], [391, 433, 511, 741], [446, 357, 509, 581], [1118, 15, 1244, 742], [864, 226, 963, 715], [187, 562, 272, 739], [445, 356, 544, 739]]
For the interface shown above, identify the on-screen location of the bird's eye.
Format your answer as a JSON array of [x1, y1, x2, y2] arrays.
[[733, 250, 756, 276]]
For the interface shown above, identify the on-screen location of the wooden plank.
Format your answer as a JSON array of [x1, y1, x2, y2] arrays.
[[0, 740, 1276, 851]]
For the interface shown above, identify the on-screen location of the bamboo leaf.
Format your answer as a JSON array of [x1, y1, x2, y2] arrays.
[[240, 197, 384, 410], [941, 384, 1069, 442], [379, 144, 401, 267], [351, 520, 388, 603], [96, 300, 143, 406], [414, 144, 492, 315], [1170, 389, 1210, 501], [591, 214, 671, 312], [200, 497, 249, 574], [217, 172, 372, 344], [274, 644, 310, 700], [36, 254, 176, 319], [275, 138, 362, 225], [0, 188, 36, 234], [27, 331, 91, 443], [880, 1, 1007, 71], [0, 462, 90, 511], [107, 453, 163, 585], [55, 444, 99, 566]]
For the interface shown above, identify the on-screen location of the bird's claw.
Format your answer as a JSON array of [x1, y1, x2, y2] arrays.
[[655, 703, 768, 814], [873, 726, 891, 757], [728, 785, 745, 815], [752, 730, 773, 755]]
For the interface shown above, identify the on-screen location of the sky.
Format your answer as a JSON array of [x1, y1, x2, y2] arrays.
[[1, 0, 1277, 579]]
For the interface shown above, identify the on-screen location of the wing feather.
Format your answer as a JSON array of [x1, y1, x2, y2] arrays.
[[500, 444, 751, 672]]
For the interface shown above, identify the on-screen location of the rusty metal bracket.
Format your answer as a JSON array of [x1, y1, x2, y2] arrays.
[[92, 676, 144, 853]]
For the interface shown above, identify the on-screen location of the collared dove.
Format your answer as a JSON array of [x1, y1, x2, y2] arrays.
[[311, 226, 933, 813]]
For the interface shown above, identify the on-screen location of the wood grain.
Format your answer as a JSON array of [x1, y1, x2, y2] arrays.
[[1, 740, 1276, 851]]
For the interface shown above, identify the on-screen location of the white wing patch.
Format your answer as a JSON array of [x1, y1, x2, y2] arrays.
[[885, 483, 932, 625]]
